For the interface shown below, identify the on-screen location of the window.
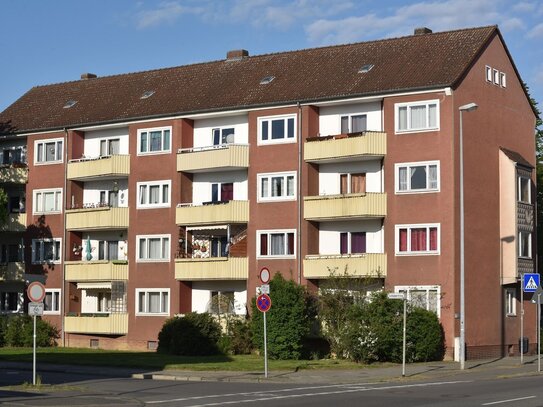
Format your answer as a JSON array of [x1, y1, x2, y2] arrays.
[[3, 147, 25, 165], [138, 127, 171, 155], [211, 183, 233, 202], [100, 190, 119, 207], [0, 243, 21, 263], [44, 289, 61, 314], [505, 288, 516, 316], [518, 176, 531, 203], [137, 180, 170, 208], [396, 161, 439, 193], [98, 241, 119, 261], [35, 139, 63, 164], [340, 173, 366, 194], [100, 138, 120, 156], [212, 127, 235, 145], [136, 289, 169, 315], [257, 230, 295, 258], [137, 235, 170, 262], [32, 238, 62, 264], [33, 188, 62, 214], [395, 100, 439, 133], [519, 232, 531, 258], [259, 115, 296, 144], [395, 285, 440, 316], [485, 65, 492, 82], [258, 172, 296, 202], [493, 68, 500, 85], [340, 232, 366, 254], [500, 72, 506, 88], [340, 114, 367, 133], [0, 291, 22, 313], [396, 224, 439, 255]]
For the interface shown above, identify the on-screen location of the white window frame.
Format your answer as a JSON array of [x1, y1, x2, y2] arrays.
[[32, 238, 62, 264], [34, 138, 64, 165], [136, 288, 170, 316], [258, 114, 297, 145], [395, 223, 440, 256], [137, 126, 172, 155], [518, 176, 531, 203], [100, 138, 121, 157], [339, 113, 367, 134], [505, 288, 516, 316], [136, 234, 170, 262], [395, 161, 440, 194], [0, 291, 23, 313], [485, 65, 492, 82], [257, 171, 297, 202], [33, 188, 63, 214], [493, 68, 500, 85], [394, 285, 441, 317], [518, 231, 532, 259], [137, 180, 171, 208], [257, 229, 296, 259], [395, 99, 440, 133], [44, 289, 61, 315], [212, 127, 235, 145], [500, 72, 506, 88]]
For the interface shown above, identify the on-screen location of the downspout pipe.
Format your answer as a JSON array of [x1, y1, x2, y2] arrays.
[[297, 102, 302, 285], [62, 127, 68, 346]]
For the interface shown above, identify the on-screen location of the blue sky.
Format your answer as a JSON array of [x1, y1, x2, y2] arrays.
[[1, 0, 542, 118]]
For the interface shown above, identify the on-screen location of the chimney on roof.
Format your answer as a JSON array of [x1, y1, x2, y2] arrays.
[[414, 27, 432, 35], [226, 49, 249, 60], [80, 73, 97, 80]]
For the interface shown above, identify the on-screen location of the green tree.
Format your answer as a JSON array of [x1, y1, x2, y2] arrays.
[[0, 188, 8, 226]]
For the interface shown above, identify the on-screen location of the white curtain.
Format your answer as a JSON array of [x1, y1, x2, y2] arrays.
[[398, 106, 407, 130], [270, 233, 285, 255], [410, 105, 426, 129], [162, 185, 169, 204], [272, 177, 283, 197], [287, 176, 294, 196], [261, 178, 269, 198], [428, 104, 437, 128], [398, 167, 407, 190], [139, 185, 147, 205], [149, 185, 160, 204], [429, 165, 438, 189], [148, 292, 160, 313], [148, 238, 160, 259]]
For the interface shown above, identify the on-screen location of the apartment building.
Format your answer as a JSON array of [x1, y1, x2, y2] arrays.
[[0, 25, 537, 358]]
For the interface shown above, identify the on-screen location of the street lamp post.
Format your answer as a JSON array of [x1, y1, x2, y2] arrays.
[[459, 102, 478, 370]]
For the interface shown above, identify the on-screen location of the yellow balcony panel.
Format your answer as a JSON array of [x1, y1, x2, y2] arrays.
[[175, 257, 248, 280], [0, 213, 27, 232], [304, 193, 386, 221], [67, 155, 130, 180], [0, 166, 28, 183], [177, 144, 249, 173], [176, 200, 249, 226], [65, 261, 128, 281], [303, 253, 387, 279], [304, 132, 386, 163], [64, 313, 128, 335], [0, 262, 25, 281], [66, 207, 129, 231]]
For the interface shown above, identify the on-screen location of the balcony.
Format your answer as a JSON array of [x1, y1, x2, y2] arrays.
[[303, 253, 387, 279], [304, 132, 386, 163], [64, 313, 128, 335], [67, 155, 130, 181], [0, 165, 28, 184], [0, 262, 25, 281], [175, 257, 248, 280], [65, 261, 129, 281], [0, 213, 26, 232], [177, 144, 249, 173], [176, 200, 249, 226], [66, 207, 129, 231], [304, 193, 386, 221]]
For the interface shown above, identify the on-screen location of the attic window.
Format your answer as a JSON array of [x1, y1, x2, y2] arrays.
[[260, 76, 275, 85], [140, 90, 155, 99], [358, 64, 374, 73], [63, 100, 77, 109]]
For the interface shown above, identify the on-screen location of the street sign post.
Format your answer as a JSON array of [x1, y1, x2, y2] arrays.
[[523, 273, 540, 292], [387, 292, 407, 377], [256, 293, 272, 378], [259, 267, 270, 284], [27, 282, 46, 302], [26, 281, 45, 386]]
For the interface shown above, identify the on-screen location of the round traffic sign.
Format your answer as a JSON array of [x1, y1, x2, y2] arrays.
[[256, 293, 272, 313], [259, 267, 270, 284], [27, 282, 46, 303]]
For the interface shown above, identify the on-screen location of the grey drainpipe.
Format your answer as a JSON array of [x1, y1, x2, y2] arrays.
[[297, 102, 302, 284], [61, 127, 68, 347]]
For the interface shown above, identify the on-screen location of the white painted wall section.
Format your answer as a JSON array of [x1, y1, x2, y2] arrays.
[[191, 171, 248, 204], [193, 115, 249, 147], [318, 219, 383, 254], [318, 160, 382, 195], [191, 280, 247, 315], [318, 101, 382, 137]]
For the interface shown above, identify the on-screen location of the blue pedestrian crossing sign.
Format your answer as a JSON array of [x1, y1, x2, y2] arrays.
[[523, 273, 540, 292]]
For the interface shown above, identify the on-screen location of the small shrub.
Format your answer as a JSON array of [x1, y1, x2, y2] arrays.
[[227, 318, 253, 355], [2, 315, 58, 347], [406, 307, 445, 362]]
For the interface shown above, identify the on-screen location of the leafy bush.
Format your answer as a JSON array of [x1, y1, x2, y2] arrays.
[[226, 318, 253, 355], [251, 273, 313, 360], [1, 315, 58, 347], [405, 307, 445, 362], [157, 312, 222, 355]]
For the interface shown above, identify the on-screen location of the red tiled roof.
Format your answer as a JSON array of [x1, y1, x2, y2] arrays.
[[0, 26, 498, 135]]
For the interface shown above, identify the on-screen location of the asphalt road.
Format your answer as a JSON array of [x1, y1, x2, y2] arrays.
[[2, 366, 543, 407]]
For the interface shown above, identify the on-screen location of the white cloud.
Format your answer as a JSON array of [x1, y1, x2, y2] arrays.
[[512, 2, 537, 13], [134, 1, 204, 29], [500, 18, 524, 32], [527, 23, 543, 39]]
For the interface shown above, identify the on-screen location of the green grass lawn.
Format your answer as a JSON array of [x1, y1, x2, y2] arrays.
[[0, 347, 369, 371]]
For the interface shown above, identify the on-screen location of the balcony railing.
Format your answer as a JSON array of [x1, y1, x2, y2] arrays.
[[304, 131, 386, 163], [177, 144, 249, 172], [67, 155, 130, 180], [64, 313, 129, 335], [304, 193, 386, 221], [66, 207, 129, 230], [65, 260, 129, 281], [176, 200, 249, 225], [0, 165, 28, 183], [0, 262, 25, 281], [175, 257, 248, 280], [0, 213, 26, 232], [303, 253, 387, 279]]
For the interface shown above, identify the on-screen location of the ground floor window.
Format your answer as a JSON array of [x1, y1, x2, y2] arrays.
[[0, 291, 22, 313], [44, 289, 61, 314], [394, 285, 440, 317], [505, 287, 517, 316], [136, 289, 169, 315]]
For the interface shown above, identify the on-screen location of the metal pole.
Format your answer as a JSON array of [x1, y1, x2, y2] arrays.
[[33, 314, 36, 385], [459, 109, 466, 370], [263, 311, 268, 378], [402, 295, 407, 377], [538, 293, 541, 372], [521, 287, 524, 364]]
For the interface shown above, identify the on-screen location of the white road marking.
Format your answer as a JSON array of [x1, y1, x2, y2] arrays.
[[482, 396, 536, 405], [146, 380, 471, 405]]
